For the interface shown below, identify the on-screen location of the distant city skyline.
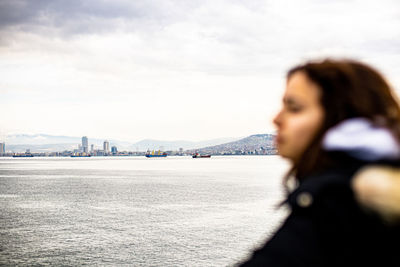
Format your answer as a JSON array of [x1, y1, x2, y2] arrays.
[[0, 133, 277, 156], [1, 0, 400, 142], [0, 132, 245, 153]]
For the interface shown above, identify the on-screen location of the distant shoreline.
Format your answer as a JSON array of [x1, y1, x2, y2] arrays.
[[1, 153, 278, 158]]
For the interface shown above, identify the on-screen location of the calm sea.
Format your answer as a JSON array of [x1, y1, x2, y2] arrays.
[[0, 155, 289, 266]]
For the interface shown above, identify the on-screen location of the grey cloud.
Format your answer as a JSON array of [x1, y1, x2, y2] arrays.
[[0, 0, 191, 36]]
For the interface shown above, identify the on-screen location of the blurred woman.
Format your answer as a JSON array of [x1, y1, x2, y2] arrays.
[[239, 59, 400, 266]]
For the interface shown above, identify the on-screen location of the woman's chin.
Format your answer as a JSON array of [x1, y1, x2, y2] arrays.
[[278, 150, 296, 162]]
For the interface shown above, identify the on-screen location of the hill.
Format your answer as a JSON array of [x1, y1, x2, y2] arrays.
[[187, 134, 277, 155]]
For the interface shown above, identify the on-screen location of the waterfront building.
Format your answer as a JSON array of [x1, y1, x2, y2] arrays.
[[96, 150, 105, 156], [91, 144, 94, 153], [111, 146, 117, 154], [103, 140, 110, 154], [82, 136, 89, 153], [0, 142, 5, 156]]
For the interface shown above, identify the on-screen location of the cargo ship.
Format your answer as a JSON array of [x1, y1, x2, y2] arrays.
[[145, 150, 167, 158], [71, 152, 91, 157], [192, 153, 211, 158], [13, 153, 34, 158]]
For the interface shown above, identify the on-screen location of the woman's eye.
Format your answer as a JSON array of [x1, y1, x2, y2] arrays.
[[287, 105, 302, 112]]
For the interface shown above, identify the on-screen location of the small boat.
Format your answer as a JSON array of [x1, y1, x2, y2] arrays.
[[192, 153, 211, 158], [145, 150, 167, 158]]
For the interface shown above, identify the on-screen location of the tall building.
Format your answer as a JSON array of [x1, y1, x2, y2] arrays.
[[0, 142, 5, 156], [82, 136, 89, 153], [91, 144, 94, 153], [111, 146, 117, 154], [103, 140, 110, 154]]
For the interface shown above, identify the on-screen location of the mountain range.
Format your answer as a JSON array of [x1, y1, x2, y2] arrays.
[[3, 134, 244, 153]]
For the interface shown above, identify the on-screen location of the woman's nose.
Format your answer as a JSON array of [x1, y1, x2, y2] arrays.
[[273, 110, 282, 127]]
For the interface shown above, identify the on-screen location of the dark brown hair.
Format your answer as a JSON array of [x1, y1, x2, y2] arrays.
[[285, 59, 400, 184]]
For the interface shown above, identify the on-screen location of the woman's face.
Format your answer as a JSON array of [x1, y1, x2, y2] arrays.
[[274, 71, 325, 162]]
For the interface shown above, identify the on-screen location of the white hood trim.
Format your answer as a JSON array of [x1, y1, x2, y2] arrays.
[[322, 118, 400, 161]]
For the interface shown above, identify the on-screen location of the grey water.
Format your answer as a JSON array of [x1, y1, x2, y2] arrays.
[[0, 156, 289, 266]]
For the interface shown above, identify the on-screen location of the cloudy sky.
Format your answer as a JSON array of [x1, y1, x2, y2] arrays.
[[1, 0, 400, 142]]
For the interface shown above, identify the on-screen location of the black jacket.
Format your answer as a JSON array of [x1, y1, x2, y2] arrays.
[[239, 159, 400, 267]]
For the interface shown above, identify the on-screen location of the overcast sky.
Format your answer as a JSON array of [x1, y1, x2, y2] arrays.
[[1, 0, 400, 142]]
